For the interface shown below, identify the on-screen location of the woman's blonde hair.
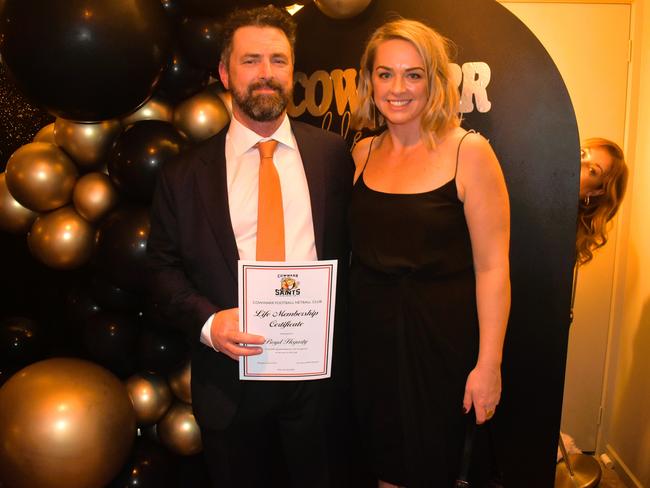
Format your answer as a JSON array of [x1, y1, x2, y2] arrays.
[[352, 18, 460, 148], [576, 138, 628, 266]]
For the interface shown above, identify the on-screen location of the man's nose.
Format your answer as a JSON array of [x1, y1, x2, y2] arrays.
[[258, 59, 273, 78]]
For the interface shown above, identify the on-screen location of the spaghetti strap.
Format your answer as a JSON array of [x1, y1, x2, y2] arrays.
[[454, 130, 476, 179], [359, 135, 377, 176]]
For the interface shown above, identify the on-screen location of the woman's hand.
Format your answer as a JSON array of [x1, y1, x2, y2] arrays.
[[463, 364, 501, 424]]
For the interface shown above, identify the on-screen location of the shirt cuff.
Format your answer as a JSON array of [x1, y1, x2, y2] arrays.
[[200, 313, 218, 352]]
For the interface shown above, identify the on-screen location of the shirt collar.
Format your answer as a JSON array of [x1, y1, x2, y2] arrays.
[[228, 113, 296, 158]]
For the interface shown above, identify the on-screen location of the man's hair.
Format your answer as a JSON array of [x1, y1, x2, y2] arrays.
[[220, 5, 297, 67]]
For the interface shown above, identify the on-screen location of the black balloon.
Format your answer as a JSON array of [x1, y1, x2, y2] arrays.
[[178, 17, 224, 72], [95, 206, 151, 292], [0, 365, 20, 388], [90, 276, 139, 312], [176, 453, 212, 487], [160, 0, 183, 20], [108, 121, 188, 202], [155, 49, 210, 104], [139, 423, 161, 444], [108, 438, 175, 488], [139, 301, 169, 330], [268, 0, 306, 5], [139, 327, 188, 375], [176, 0, 261, 16], [0, 316, 45, 369], [0, 0, 173, 121], [65, 287, 102, 326], [82, 312, 139, 378]]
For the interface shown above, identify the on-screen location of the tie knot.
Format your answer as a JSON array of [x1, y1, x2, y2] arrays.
[[257, 139, 278, 159]]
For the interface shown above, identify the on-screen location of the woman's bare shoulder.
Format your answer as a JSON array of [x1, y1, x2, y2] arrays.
[[455, 128, 495, 161], [351, 136, 376, 167]]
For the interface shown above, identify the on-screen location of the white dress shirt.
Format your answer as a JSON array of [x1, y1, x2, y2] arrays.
[[200, 114, 317, 350]]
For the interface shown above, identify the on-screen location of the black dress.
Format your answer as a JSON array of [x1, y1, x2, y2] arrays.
[[349, 134, 483, 487]]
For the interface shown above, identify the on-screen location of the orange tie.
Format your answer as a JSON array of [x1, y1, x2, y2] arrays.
[[256, 139, 285, 261]]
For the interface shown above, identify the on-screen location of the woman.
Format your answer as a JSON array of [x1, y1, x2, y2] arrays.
[[349, 19, 510, 487], [576, 137, 628, 266], [558, 141, 628, 470]]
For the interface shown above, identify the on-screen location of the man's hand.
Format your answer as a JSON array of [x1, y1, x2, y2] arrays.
[[210, 308, 265, 360]]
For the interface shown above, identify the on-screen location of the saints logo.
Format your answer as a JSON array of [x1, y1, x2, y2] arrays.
[[276, 276, 300, 296], [281, 277, 298, 290]]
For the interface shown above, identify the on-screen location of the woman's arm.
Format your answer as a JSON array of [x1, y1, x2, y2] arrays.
[[456, 132, 511, 424]]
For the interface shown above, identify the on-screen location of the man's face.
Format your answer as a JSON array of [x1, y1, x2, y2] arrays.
[[219, 26, 294, 123]]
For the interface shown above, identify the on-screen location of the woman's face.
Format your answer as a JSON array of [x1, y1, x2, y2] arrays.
[[580, 145, 613, 200], [371, 39, 428, 129]]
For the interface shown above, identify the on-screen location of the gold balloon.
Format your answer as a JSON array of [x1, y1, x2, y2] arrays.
[[54, 118, 122, 169], [168, 360, 192, 404], [158, 402, 202, 456], [314, 0, 373, 19], [216, 90, 233, 118], [33, 123, 56, 143], [5, 142, 78, 212], [28, 206, 95, 269], [72, 172, 119, 222], [121, 97, 174, 126], [0, 358, 136, 488], [0, 173, 38, 233], [206, 82, 233, 119], [125, 372, 173, 425], [173, 89, 230, 142]]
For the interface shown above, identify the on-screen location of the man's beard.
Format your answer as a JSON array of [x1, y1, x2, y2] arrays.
[[231, 80, 291, 122]]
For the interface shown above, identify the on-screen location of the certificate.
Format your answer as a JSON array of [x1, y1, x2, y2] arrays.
[[238, 260, 337, 381]]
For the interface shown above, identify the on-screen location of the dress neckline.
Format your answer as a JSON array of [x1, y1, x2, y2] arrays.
[[359, 173, 457, 197]]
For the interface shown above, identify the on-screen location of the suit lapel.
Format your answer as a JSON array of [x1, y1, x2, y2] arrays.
[[192, 121, 327, 275], [292, 120, 326, 259], [194, 127, 239, 281]]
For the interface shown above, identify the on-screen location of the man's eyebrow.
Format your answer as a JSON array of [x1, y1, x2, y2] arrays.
[[239, 52, 289, 59]]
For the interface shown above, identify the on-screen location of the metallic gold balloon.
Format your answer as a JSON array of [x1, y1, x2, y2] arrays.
[[72, 172, 119, 222], [0, 173, 38, 233], [28, 206, 95, 269], [33, 123, 56, 143], [0, 358, 136, 488], [54, 118, 122, 169], [121, 98, 174, 127], [216, 90, 233, 118], [173, 89, 230, 142], [168, 360, 192, 404], [206, 82, 233, 119], [157, 402, 202, 456], [314, 0, 373, 19], [125, 372, 173, 425], [5, 142, 78, 212]]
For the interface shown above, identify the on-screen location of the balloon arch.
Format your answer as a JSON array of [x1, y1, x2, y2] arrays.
[[0, 1, 378, 486]]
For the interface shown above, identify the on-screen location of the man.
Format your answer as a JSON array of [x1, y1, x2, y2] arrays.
[[147, 6, 354, 488]]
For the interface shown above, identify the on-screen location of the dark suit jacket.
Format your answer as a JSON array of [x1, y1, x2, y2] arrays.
[[147, 119, 354, 431]]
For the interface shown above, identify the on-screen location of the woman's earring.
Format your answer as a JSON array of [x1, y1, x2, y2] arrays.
[[584, 195, 590, 206]]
